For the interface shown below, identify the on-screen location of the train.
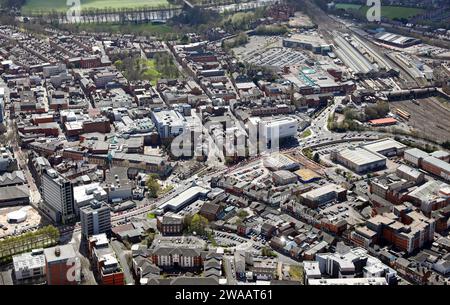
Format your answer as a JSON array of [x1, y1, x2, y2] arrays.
[[395, 108, 411, 120], [384, 87, 437, 101]]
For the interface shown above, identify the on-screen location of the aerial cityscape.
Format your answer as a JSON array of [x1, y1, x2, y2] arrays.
[[0, 0, 449, 292]]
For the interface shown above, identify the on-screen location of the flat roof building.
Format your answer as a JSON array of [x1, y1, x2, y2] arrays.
[[151, 110, 186, 139], [422, 156, 450, 182], [331, 147, 387, 174], [41, 168, 75, 224], [283, 34, 332, 54], [362, 138, 406, 157], [80, 200, 112, 239], [308, 277, 387, 285], [404, 148, 429, 167], [13, 250, 46, 281], [159, 185, 209, 212], [301, 183, 347, 208], [73, 182, 108, 215], [44, 245, 80, 285]]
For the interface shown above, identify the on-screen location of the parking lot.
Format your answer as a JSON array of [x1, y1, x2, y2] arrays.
[[233, 36, 307, 68], [244, 47, 307, 67], [212, 230, 265, 252], [318, 200, 365, 226]]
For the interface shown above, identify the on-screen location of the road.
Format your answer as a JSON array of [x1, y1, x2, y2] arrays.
[[65, 231, 97, 285], [192, 109, 226, 168], [223, 255, 237, 285], [111, 239, 134, 285]]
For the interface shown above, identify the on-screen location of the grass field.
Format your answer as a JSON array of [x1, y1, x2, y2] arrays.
[[301, 129, 312, 138], [335, 3, 424, 20], [22, 0, 170, 13], [335, 3, 362, 10]]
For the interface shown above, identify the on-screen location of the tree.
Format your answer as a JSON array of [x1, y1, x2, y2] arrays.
[[364, 101, 390, 121], [261, 247, 277, 257], [144, 232, 155, 247], [237, 210, 249, 219], [442, 140, 450, 150], [313, 153, 320, 163], [188, 214, 209, 236], [146, 174, 160, 198]]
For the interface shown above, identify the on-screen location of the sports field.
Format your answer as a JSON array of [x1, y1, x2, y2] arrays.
[[22, 0, 170, 13], [335, 3, 424, 20]]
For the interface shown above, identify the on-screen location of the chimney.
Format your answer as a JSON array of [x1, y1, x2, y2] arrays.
[[55, 246, 61, 257]]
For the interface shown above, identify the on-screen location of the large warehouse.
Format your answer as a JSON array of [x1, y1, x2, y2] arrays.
[[331, 147, 387, 174], [283, 34, 332, 55], [362, 138, 407, 157], [374, 32, 421, 48], [158, 185, 210, 212], [421, 156, 450, 182], [404, 148, 430, 167]]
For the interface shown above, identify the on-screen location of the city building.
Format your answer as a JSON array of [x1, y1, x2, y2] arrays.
[[315, 246, 397, 284], [80, 200, 112, 239], [44, 245, 80, 285], [283, 34, 332, 54], [250, 258, 278, 281], [88, 234, 124, 285], [0, 87, 4, 124], [363, 209, 436, 254], [421, 156, 450, 181], [41, 169, 76, 224], [308, 277, 387, 285], [151, 110, 186, 139], [374, 32, 421, 48], [73, 183, 108, 215], [0, 146, 17, 174], [272, 170, 298, 186], [248, 117, 298, 149], [301, 184, 347, 208], [404, 148, 430, 167], [199, 202, 224, 221], [303, 261, 322, 284], [13, 249, 46, 282], [156, 213, 184, 236], [158, 185, 209, 213]]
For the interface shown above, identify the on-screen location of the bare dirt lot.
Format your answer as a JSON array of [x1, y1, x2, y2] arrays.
[[0, 206, 43, 239], [390, 97, 450, 143]]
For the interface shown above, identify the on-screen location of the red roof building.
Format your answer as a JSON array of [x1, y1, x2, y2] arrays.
[[369, 117, 397, 126]]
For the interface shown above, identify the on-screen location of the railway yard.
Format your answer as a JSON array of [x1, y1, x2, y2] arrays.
[[391, 97, 450, 142]]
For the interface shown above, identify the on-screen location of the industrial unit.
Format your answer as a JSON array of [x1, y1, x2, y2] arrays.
[[331, 147, 387, 174]]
